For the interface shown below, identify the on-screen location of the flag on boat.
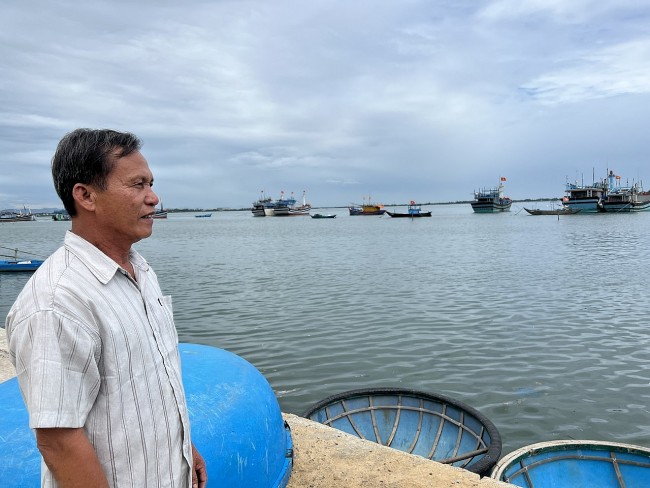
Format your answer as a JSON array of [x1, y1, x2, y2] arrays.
[[500, 177, 507, 181]]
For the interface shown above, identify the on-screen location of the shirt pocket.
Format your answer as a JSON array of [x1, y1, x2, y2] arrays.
[[158, 295, 179, 349]]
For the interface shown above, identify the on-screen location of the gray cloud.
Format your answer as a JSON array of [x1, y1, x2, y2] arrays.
[[2, 0, 650, 209]]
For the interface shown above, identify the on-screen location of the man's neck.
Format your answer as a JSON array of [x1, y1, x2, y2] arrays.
[[70, 222, 133, 273]]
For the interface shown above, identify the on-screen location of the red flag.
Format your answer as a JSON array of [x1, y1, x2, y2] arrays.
[[500, 177, 507, 181]]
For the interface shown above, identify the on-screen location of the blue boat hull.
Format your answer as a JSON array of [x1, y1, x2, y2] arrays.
[[491, 440, 650, 487], [0, 343, 293, 487], [0, 260, 44, 272]]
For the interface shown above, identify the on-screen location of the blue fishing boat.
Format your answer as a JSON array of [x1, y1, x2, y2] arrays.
[[310, 213, 336, 219], [303, 387, 501, 475], [386, 201, 432, 218], [471, 178, 512, 213], [491, 440, 650, 487], [0, 260, 44, 272], [0, 246, 45, 272], [0, 343, 293, 487], [194, 213, 212, 218]]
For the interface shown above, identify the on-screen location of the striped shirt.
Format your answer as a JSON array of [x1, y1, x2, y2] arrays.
[[5, 231, 192, 487]]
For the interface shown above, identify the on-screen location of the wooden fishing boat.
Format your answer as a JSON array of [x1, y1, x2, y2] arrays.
[[491, 440, 650, 487], [386, 201, 432, 218], [349, 196, 386, 215], [303, 387, 501, 475], [524, 207, 581, 216], [0, 260, 44, 272], [310, 213, 336, 219]]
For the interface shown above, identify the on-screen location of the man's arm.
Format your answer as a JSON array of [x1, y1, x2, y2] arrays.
[[36, 428, 109, 488], [192, 443, 207, 488]]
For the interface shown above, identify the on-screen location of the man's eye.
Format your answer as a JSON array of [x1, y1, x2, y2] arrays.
[[133, 180, 153, 188]]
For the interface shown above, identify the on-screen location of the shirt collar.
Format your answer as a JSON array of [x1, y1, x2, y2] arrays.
[[64, 231, 149, 285]]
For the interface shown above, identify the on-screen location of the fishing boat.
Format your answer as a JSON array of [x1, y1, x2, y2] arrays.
[[0, 207, 36, 222], [524, 207, 581, 216], [52, 212, 71, 221], [263, 191, 295, 216], [0, 259, 44, 272], [349, 196, 386, 215], [471, 178, 512, 213], [264, 191, 311, 216], [303, 387, 502, 476], [195, 213, 212, 218], [287, 191, 312, 216], [310, 213, 336, 219], [386, 201, 432, 218], [151, 203, 167, 219], [251, 191, 272, 217], [562, 170, 614, 213], [598, 183, 650, 213], [0, 246, 46, 272], [251, 203, 266, 217], [491, 440, 650, 487]]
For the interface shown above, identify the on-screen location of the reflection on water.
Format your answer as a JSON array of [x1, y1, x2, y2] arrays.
[[2, 207, 650, 454]]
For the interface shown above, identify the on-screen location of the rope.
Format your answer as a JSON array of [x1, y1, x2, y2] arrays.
[[0, 245, 49, 259]]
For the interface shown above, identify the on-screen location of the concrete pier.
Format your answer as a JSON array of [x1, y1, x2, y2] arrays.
[[0, 328, 512, 487]]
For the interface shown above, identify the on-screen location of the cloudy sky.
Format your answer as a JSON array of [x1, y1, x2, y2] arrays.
[[2, 0, 650, 210]]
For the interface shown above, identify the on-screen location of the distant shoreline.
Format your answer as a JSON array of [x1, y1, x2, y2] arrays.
[[6, 198, 562, 216]]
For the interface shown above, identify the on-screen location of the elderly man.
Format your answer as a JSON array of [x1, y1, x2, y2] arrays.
[[5, 129, 207, 487]]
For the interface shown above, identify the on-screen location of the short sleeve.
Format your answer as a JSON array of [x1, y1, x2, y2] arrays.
[[10, 310, 101, 428]]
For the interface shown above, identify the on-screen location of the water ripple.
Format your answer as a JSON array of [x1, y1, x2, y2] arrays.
[[3, 209, 650, 454]]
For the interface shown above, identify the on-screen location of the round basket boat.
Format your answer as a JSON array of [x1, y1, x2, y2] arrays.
[[302, 387, 501, 475], [0, 343, 293, 488], [491, 440, 650, 487]]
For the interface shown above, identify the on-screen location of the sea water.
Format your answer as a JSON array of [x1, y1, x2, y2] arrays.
[[2, 204, 650, 455]]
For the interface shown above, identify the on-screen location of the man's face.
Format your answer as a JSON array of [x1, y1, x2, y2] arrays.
[[92, 150, 159, 245]]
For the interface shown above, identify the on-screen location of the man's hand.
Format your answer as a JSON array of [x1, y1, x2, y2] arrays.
[[192, 443, 208, 488]]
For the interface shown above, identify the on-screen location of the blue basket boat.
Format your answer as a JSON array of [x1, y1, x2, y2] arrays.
[[302, 387, 501, 475], [0, 343, 293, 487], [491, 440, 650, 487]]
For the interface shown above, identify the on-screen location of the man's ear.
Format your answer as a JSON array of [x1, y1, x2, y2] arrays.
[[72, 183, 97, 212]]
